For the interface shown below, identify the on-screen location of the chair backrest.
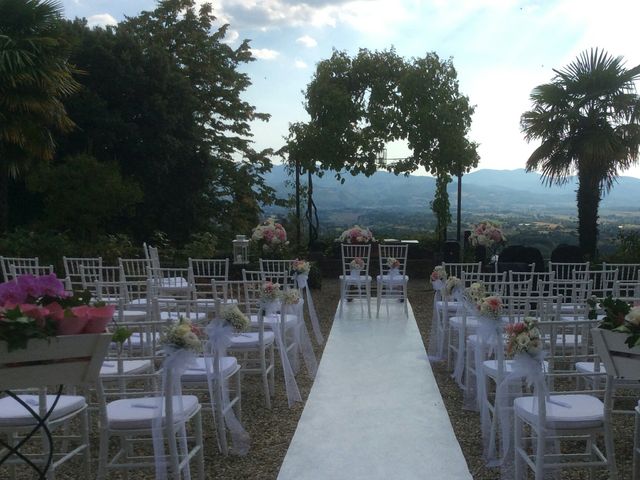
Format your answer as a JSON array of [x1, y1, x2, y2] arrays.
[[0, 256, 40, 281], [189, 258, 229, 296], [441, 261, 482, 280], [242, 277, 265, 316], [259, 259, 295, 288], [464, 271, 507, 296], [10, 263, 54, 278], [0, 333, 112, 390], [63, 256, 103, 292], [592, 329, 640, 380], [147, 267, 195, 300], [378, 244, 408, 276], [81, 265, 126, 305], [573, 269, 618, 298], [548, 261, 590, 280], [119, 258, 152, 280], [341, 244, 371, 276], [613, 279, 640, 302], [602, 262, 640, 283], [213, 279, 245, 310]]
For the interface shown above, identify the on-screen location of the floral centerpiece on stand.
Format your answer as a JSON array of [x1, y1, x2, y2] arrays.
[[338, 225, 375, 244], [0, 274, 116, 351], [469, 220, 506, 263], [221, 305, 250, 333], [252, 217, 289, 255]]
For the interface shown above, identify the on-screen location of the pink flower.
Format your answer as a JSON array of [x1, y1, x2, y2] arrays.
[[18, 304, 50, 321], [44, 302, 65, 321], [0, 282, 27, 306], [36, 274, 66, 298]]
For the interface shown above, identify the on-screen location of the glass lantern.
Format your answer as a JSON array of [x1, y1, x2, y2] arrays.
[[232, 235, 250, 265]]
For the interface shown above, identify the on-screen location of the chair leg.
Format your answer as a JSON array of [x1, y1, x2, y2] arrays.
[[195, 410, 205, 480], [376, 281, 381, 318], [339, 279, 345, 317], [82, 409, 91, 478], [261, 347, 272, 409], [366, 283, 371, 318], [634, 411, 640, 480], [97, 426, 109, 480], [604, 415, 618, 480], [514, 415, 523, 480]]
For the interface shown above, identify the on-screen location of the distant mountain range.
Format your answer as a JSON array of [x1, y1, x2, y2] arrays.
[[263, 165, 640, 214]]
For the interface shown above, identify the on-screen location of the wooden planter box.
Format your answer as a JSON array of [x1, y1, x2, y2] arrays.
[[0, 334, 112, 389], [592, 328, 640, 380]]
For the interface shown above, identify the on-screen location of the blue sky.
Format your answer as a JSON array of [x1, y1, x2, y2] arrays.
[[61, 0, 640, 179]]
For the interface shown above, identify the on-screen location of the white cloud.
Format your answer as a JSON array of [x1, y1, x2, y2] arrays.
[[294, 59, 307, 69], [250, 48, 280, 60], [296, 35, 317, 48], [87, 13, 117, 28]]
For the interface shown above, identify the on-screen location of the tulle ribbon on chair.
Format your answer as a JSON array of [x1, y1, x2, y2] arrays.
[[284, 298, 317, 379], [152, 347, 196, 480], [428, 284, 462, 362], [204, 321, 250, 455], [261, 301, 302, 407], [465, 314, 503, 412], [296, 273, 324, 345]]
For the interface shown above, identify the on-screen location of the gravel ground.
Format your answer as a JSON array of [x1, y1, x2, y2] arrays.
[[12, 279, 636, 479]]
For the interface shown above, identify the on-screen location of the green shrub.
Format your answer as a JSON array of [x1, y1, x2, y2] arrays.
[[180, 232, 218, 260]]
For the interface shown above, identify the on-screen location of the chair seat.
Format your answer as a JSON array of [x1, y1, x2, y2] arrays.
[[449, 315, 480, 330], [0, 395, 86, 427], [339, 274, 372, 284], [514, 394, 604, 429], [229, 331, 275, 348], [160, 312, 208, 322], [106, 395, 200, 430], [376, 274, 409, 284], [119, 310, 147, 321], [181, 356, 239, 382], [435, 300, 461, 313], [250, 313, 298, 328], [483, 359, 549, 377], [575, 361, 606, 375], [101, 359, 153, 376]]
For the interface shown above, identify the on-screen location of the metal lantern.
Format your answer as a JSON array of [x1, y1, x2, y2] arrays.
[[232, 235, 250, 265]]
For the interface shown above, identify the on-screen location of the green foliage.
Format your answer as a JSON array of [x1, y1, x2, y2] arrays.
[[522, 48, 640, 259], [430, 174, 452, 244], [605, 231, 640, 262], [596, 296, 631, 329], [26, 154, 142, 239], [0, 227, 72, 271], [0, 0, 81, 230], [180, 232, 218, 260], [0, 307, 57, 352], [95, 234, 138, 264]]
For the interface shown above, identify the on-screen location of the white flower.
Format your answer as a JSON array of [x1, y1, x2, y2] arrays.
[[626, 306, 640, 326]]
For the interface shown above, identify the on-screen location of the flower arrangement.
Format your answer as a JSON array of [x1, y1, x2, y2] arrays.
[[162, 317, 203, 352], [445, 276, 462, 297], [251, 217, 289, 253], [281, 288, 301, 305], [593, 295, 640, 348], [431, 266, 447, 282], [506, 318, 543, 356], [349, 257, 365, 271], [221, 305, 250, 333], [479, 295, 502, 319], [338, 225, 375, 244], [260, 281, 282, 303], [386, 257, 401, 270], [291, 259, 311, 275], [465, 281, 487, 307], [0, 275, 116, 352], [469, 220, 506, 248]]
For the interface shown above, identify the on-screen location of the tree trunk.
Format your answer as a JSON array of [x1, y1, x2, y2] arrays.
[[576, 169, 601, 260]]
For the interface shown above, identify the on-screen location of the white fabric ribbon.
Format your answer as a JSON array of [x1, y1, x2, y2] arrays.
[[204, 321, 250, 455], [296, 273, 324, 345], [428, 286, 462, 362], [284, 299, 317, 379], [452, 295, 479, 386], [261, 300, 302, 407], [152, 347, 196, 480], [465, 314, 503, 412]]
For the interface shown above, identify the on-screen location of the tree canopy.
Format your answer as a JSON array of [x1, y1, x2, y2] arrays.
[[522, 48, 640, 258]]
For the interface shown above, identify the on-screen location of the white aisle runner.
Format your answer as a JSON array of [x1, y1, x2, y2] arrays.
[[278, 298, 472, 480]]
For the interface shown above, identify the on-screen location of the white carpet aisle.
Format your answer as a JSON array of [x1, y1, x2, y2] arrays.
[[278, 298, 472, 480]]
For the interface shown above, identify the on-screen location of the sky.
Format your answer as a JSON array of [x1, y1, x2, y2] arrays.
[[60, 0, 640, 179]]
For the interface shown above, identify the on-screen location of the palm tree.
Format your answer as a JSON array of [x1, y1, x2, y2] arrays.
[[521, 48, 640, 259], [0, 0, 80, 231]]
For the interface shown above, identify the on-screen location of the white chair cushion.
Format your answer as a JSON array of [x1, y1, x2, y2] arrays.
[[514, 394, 604, 429], [101, 359, 152, 376], [449, 315, 480, 330], [181, 356, 239, 382], [435, 300, 461, 313], [483, 359, 549, 378], [250, 313, 298, 328], [376, 274, 408, 284], [160, 312, 208, 322], [0, 395, 86, 427], [106, 395, 199, 430], [229, 331, 275, 348], [120, 310, 147, 321], [575, 362, 606, 374], [339, 274, 372, 284]]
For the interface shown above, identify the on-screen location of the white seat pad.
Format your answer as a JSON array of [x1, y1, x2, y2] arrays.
[[339, 274, 372, 283], [376, 274, 408, 284], [575, 362, 606, 374], [229, 331, 275, 348], [0, 395, 86, 426], [160, 311, 208, 322], [483, 359, 549, 377], [181, 356, 239, 382], [250, 313, 298, 328], [101, 359, 152, 376], [120, 310, 147, 321], [107, 395, 199, 430], [436, 300, 461, 313], [514, 394, 604, 429]]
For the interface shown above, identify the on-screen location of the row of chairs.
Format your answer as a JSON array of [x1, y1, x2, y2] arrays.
[[431, 261, 640, 479]]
